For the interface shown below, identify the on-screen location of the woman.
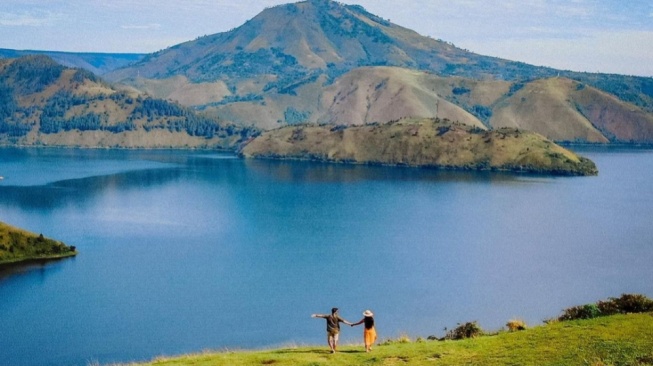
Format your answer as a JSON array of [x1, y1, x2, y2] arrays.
[[351, 310, 377, 352]]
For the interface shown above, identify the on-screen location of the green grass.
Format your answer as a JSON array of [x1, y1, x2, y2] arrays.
[[118, 313, 653, 366], [0, 221, 77, 265]]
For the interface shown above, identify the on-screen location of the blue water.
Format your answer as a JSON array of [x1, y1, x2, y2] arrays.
[[1, 147, 652, 366]]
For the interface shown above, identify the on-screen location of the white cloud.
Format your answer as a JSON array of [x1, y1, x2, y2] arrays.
[[121, 23, 162, 30], [0, 10, 60, 27]]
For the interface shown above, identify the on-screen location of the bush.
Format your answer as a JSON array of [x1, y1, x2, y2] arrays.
[[379, 334, 411, 346], [444, 321, 483, 340], [558, 294, 653, 322], [558, 304, 601, 321], [506, 319, 527, 332], [606, 294, 653, 314]]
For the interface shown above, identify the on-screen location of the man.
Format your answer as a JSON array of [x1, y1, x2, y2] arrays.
[[311, 307, 353, 353]]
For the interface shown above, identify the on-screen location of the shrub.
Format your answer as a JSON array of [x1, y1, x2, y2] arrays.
[[444, 321, 483, 340], [558, 304, 601, 321], [397, 334, 411, 343], [380, 334, 411, 346], [608, 293, 653, 314], [506, 319, 527, 332], [558, 294, 653, 322]]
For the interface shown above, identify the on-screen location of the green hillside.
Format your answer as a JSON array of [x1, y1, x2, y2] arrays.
[[124, 312, 653, 366], [0, 221, 77, 265]]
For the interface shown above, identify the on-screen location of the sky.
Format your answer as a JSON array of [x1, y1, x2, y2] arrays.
[[1, 0, 652, 76]]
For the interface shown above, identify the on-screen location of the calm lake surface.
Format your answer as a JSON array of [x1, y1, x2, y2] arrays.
[[1, 147, 652, 366]]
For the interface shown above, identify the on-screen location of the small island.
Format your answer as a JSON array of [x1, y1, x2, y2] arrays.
[[240, 118, 598, 176], [0, 221, 77, 266]]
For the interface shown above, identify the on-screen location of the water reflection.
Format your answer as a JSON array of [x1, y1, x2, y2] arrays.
[[0, 168, 183, 209], [244, 158, 533, 185], [0, 256, 73, 282]]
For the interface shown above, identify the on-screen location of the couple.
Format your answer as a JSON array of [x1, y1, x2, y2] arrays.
[[311, 307, 377, 353]]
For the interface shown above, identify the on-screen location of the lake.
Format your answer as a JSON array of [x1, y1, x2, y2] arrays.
[[1, 147, 652, 366]]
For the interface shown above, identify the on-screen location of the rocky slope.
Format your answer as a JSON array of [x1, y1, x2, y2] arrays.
[[240, 118, 598, 176]]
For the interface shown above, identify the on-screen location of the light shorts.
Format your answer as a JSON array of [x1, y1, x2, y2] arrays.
[[327, 330, 339, 342]]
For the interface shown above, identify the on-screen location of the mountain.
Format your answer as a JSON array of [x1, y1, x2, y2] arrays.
[[0, 55, 256, 148], [102, 0, 653, 144], [240, 118, 598, 176], [0, 48, 144, 75]]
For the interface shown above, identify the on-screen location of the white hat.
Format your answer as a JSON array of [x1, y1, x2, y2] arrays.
[[363, 310, 374, 317]]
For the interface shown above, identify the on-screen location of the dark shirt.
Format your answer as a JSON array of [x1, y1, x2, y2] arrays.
[[364, 316, 374, 329], [317, 313, 347, 333]]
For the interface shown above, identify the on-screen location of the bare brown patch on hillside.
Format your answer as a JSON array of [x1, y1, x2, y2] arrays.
[[319, 67, 486, 128], [127, 76, 231, 106], [489, 78, 653, 143], [573, 86, 653, 142], [491, 78, 609, 142]]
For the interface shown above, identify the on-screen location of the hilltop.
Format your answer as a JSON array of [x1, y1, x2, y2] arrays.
[[102, 0, 653, 144], [0, 55, 257, 148], [240, 118, 598, 176], [0, 221, 77, 265]]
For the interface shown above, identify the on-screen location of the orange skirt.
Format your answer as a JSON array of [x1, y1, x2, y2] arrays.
[[364, 327, 377, 345]]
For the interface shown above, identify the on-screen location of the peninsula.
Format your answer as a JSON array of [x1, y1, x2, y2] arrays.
[[240, 118, 598, 176], [0, 221, 77, 266]]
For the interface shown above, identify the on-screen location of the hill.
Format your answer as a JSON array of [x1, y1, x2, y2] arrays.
[[103, 0, 653, 144], [0, 221, 77, 265], [0, 48, 144, 75], [240, 118, 598, 176], [205, 65, 653, 143], [0, 55, 257, 148], [122, 312, 653, 366]]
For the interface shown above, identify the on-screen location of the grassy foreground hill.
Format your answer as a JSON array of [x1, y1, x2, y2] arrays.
[[121, 313, 653, 366], [0, 221, 76, 265], [240, 118, 598, 176]]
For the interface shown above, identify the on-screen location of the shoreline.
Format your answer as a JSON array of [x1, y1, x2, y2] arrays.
[[0, 251, 77, 267]]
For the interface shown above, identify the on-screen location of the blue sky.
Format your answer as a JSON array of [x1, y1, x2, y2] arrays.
[[1, 0, 652, 76]]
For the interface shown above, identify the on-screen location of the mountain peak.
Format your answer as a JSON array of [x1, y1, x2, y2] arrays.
[[106, 0, 435, 82]]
